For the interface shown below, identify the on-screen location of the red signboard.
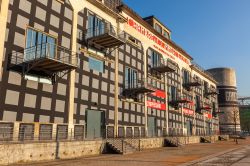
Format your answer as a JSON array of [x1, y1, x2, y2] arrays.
[[204, 113, 212, 119], [147, 101, 166, 110], [183, 108, 194, 115], [127, 17, 190, 65], [150, 90, 166, 98]]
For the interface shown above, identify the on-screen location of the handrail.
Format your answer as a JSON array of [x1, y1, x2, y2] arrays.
[[9, 43, 79, 67], [191, 61, 216, 82], [83, 23, 126, 42]]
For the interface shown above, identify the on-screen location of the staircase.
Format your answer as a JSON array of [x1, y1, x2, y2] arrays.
[[219, 135, 227, 141], [165, 137, 183, 147], [200, 136, 211, 143], [106, 138, 138, 154]]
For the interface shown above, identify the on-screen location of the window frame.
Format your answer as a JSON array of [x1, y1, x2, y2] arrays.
[[163, 30, 170, 39], [155, 23, 162, 34], [24, 27, 57, 84], [88, 56, 105, 73], [125, 67, 138, 89]]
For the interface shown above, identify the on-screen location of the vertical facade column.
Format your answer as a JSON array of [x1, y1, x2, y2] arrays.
[[0, 0, 10, 83], [67, 9, 77, 136], [180, 75, 185, 136], [114, 20, 120, 137], [165, 77, 169, 135], [192, 73, 196, 135], [143, 48, 148, 136]]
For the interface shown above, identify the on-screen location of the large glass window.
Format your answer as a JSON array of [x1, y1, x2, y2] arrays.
[[125, 67, 138, 89], [25, 28, 56, 61], [196, 95, 201, 110], [89, 57, 104, 73], [150, 49, 162, 68], [204, 81, 209, 95], [183, 70, 190, 84], [87, 14, 105, 38], [169, 86, 177, 101]]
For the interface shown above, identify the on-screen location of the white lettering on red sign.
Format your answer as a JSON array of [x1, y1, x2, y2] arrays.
[[183, 108, 194, 115], [147, 101, 166, 110], [127, 17, 190, 65]]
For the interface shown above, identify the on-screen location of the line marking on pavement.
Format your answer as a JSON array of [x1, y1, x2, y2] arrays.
[[179, 145, 250, 166]]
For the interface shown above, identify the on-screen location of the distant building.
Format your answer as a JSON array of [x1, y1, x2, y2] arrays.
[[208, 68, 241, 134]]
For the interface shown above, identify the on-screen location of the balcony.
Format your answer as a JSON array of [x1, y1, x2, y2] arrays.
[[122, 78, 155, 97], [196, 104, 211, 114], [205, 88, 219, 96], [80, 23, 126, 50], [8, 43, 78, 84], [169, 97, 193, 109], [183, 77, 202, 91], [150, 60, 176, 74]]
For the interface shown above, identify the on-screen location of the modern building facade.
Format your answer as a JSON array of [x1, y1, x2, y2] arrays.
[[208, 68, 241, 134], [0, 0, 219, 140]]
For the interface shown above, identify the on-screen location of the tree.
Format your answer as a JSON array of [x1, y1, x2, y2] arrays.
[[229, 107, 240, 144]]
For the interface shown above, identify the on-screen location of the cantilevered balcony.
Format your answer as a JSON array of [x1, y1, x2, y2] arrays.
[[169, 96, 193, 109], [8, 43, 78, 84], [150, 60, 176, 73], [183, 77, 202, 91], [80, 23, 126, 50], [205, 88, 219, 96], [196, 104, 211, 114], [122, 78, 155, 97]]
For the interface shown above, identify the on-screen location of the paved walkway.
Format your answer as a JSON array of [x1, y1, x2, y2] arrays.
[[12, 138, 250, 166], [182, 143, 250, 166]]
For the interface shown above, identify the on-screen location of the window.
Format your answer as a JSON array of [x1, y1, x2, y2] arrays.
[[163, 30, 169, 39], [169, 86, 177, 101], [149, 49, 162, 68], [195, 95, 201, 110], [128, 36, 136, 43], [183, 70, 190, 84], [152, 50, 161, 68], [89, 57, 104, 72], [24, 28, 56, 84], [204, 81, 209, 94], [87, 13, 105, 38], [26, 28, 56, 61], [125, 67, 138, 89], [155, 23, 162, 34]]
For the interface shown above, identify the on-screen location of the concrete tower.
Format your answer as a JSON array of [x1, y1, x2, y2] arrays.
[[207, 68, 241, 134]]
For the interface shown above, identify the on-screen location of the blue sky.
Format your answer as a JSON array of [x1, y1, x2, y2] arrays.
[[123, 0, 250, 97]]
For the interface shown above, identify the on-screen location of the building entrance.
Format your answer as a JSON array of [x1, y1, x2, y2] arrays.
[[86, 109, 105, 139]]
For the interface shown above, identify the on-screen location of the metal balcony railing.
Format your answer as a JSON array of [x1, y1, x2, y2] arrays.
[[122, 78, 156, 96], [205, 88, 219, 96], [150, 59, 176, 73], [191, 61, 216, 81], [80, 23, 126, 49], [8, 43, 78, 83], [103, 0, 122, 12], [183, 77, 202, 90], [169, 96, 193, 108]]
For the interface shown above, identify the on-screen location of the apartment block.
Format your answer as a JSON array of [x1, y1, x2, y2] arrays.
[[0, 0, 219, 140]]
